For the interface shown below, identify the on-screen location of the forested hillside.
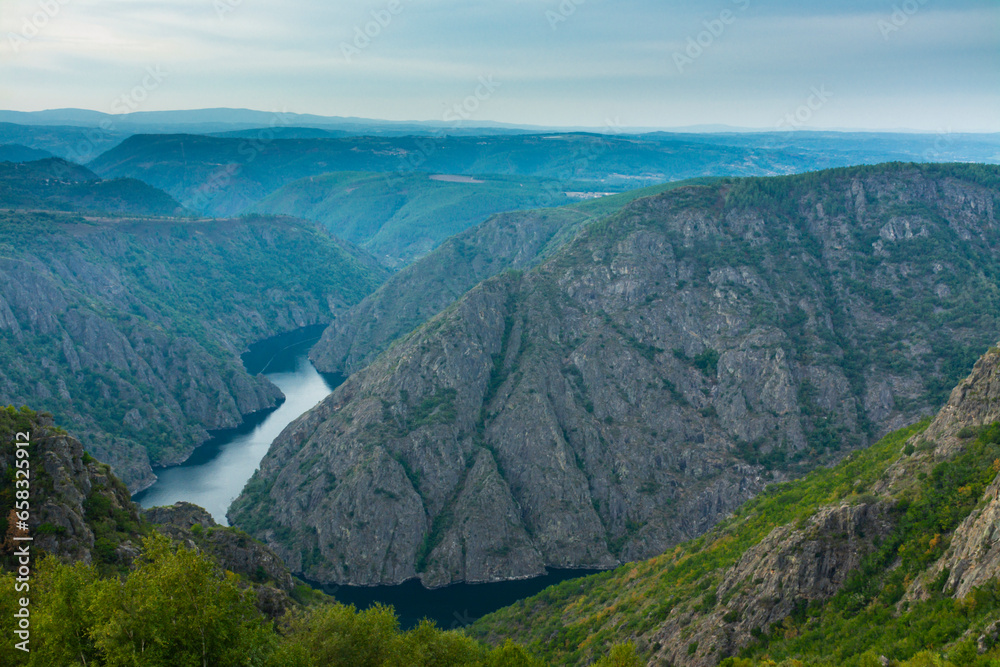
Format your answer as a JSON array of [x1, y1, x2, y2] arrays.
[[0, 158, 187, 217], [249, 171, 611, 267], [0, 210, 385, 490], [87, 132, 833, 217], [310, 179, 718, 376], [0, 144, 53, 163]]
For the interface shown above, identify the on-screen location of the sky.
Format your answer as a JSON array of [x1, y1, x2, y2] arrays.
[[0, 0, 998, 131]]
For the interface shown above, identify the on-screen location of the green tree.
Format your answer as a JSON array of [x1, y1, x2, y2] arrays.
[[592, 642, 644, 667], [899, 651, 955, 667], [267, 603, 404, 667], [482, 640, 544, 667], [90, 533, 274, 667], [398, 620, 483, 666], [0, 569, 28, 666], [30, 558, 104, 666]]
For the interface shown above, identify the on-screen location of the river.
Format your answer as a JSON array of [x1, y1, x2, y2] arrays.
[[133, 326, 341, 525], [317, 568, 604, 630], [133, 326, 602, 628]]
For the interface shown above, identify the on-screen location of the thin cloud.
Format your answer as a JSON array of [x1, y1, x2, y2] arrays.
[[0, 0, 996, 130]]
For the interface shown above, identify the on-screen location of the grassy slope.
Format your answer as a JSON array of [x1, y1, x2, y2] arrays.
[[731, 427, 1000, 666], [468, 423, 928, 664], [473, 349, 1000, 666], [249, 171, 617, 266]]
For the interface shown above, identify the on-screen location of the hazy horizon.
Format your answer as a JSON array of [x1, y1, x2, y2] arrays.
[[4, 106, 1000, 135], [1, 0, 997, 133]]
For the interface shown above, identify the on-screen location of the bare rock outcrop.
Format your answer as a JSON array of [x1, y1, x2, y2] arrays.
[[232, 164, 1000, 588]]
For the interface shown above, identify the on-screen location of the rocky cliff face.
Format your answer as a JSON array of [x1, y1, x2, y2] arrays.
[[643, 347, 1000, 666], [144, 502, 296, 617], [926, 469, 1000, 601], [0, 409, 141, 568], [468, 347, 1000, 666], [310, 181, 709, 377], [309, 205, 594, 376], [231, 163, 1000, 588], [0, 211, 385, 490], [0, 409, 299, 618], [897, 347, 1000, 602], [144, 502, 294, 591], [645, 501, 896, 666]]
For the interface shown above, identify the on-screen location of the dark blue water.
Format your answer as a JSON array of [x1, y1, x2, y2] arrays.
[[134, 326, 342, 524], [314, 568, 604, 630]]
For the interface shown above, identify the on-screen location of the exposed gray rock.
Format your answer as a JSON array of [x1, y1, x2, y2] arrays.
[[233, 165, 1000, 588], [145, 502, 294, 593], [648, 501, 895, 667], [310, 206, 597, 376], [0, 414, 140, 566], [1, 410, 300, 620], [897, 347, 1000, 600]]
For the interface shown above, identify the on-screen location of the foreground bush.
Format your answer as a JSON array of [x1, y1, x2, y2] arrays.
[[1, 533, 639, 666]]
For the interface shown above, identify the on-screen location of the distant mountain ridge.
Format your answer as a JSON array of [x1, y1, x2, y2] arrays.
[[5, 107, 1000, 135], [86, 131, 799, 217], [0, 143, 53, 162], [86, 130, 1000, 223], [0, 107, 545, 136]]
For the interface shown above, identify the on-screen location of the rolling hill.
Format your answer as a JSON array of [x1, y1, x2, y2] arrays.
[[0, 143, 53, 162], [85, 132, 829, 218], [0, 122, 129, 163], [249, 171, 616, 267], [0, 158, 188, 217]]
